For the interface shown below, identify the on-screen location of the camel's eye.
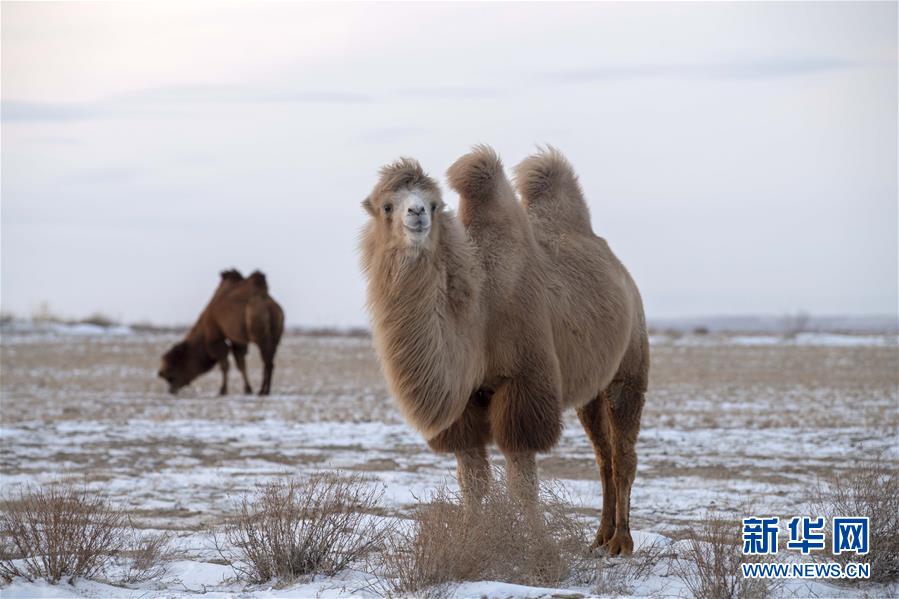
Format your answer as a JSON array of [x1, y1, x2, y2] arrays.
[[383, 203, 393, 215], [430, 202, 437, 213]]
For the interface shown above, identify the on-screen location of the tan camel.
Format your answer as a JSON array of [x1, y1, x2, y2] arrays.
[[360, 147, 648, 555], [158, 269, 285, 396]]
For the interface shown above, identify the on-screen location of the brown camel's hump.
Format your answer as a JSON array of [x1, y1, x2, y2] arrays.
[[514, 147, 593, 235], [220, 269, 244, 282], [248, 270, 268, 292]]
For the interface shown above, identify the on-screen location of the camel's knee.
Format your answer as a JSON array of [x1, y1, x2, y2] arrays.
[[489, 376, 561, 454]]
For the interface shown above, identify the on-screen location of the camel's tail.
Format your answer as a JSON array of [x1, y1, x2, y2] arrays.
[[446, 144, 510, 206], [513, 146, 593, 234]]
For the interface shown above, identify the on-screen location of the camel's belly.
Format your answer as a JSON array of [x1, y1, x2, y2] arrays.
[[553, 304, 633, 409]]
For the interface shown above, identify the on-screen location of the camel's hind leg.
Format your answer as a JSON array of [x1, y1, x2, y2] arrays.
[[604, 378, 645, 556], [258, 344, 275, 396], [577, 392, 616, 551]]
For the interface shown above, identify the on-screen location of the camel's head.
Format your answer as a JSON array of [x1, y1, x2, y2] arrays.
[[362, 158, 444, 253], [158, 341, 215, 394]]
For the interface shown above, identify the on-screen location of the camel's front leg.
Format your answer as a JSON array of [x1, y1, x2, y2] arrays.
[[427, 396, 493, 515], [503, 450, 538, 508], [455, 447, 491, 514], [488, 367, 562, 519]]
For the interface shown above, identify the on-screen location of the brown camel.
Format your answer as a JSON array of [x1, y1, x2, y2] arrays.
[[158, 269, 284, 396], [360, 147, 648, 555]]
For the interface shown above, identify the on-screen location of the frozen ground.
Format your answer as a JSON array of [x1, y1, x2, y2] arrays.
[[1, 326, 896, 597]]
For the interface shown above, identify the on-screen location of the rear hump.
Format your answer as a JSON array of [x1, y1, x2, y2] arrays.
[[513, 146, 592, 234], [248, 270, 268, 292]]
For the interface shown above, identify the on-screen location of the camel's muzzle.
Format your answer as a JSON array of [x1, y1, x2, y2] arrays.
[[404, 216, 431, 240]]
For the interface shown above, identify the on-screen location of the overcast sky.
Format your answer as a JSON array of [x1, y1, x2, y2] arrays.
[[2, 2, 896, 327]]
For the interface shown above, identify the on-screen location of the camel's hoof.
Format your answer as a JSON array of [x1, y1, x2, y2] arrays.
[[219, 389, 228, 396], [589, 528, 616, 553], [243, 386, 253, 395], [601, 533, 634, 557]]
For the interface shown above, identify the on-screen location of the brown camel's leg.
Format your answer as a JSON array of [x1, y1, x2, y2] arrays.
[[204, 338, 230, 396], [604, 379, 645, 556], [577, 392, 617, 550], [217, 356, 229, 396], [232, 343, 253, 394], [258, 343, 276, 396]]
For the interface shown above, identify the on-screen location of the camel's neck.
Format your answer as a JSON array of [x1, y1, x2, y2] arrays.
[[185, 321, 207, 347], [363, 218, 485, 439]]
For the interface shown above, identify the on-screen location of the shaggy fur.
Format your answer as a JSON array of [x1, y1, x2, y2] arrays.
[[360, 147, 648, 556], [159, 269, 285, 396], [360, 159, 487, 439]]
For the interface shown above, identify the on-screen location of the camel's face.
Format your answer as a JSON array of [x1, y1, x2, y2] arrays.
[[398, 190, 433, 245], [364, 187, 443, 252]]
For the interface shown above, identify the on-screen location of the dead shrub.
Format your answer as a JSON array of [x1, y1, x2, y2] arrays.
[[377, 472, 590, 597], [78, 313, 119, 328], [810, 454, 899, 583], [119, 527, 176, 584], [593, 536, 671, 596], [0, 484, 171, 585], [668, 513, 777, 599], [214, 472, 390, 584]]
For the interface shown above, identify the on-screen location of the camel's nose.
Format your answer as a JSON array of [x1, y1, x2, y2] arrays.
[[407, 205, 426, 217]]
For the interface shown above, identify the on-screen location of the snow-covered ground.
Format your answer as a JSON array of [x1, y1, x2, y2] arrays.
[[1, 329, 896, 597]]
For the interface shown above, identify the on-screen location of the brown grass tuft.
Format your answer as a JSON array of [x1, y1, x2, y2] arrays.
[[214, 472, 390, 584], [593, 536, 671, 596], [377, 472, 590, 597], [668, 512, 777, 599], [119, 527, 176, 584], [0, 484, 171, 585], [810, 454, 899, 583]]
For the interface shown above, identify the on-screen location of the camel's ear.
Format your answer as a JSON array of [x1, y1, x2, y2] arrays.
[[361, 196, 375, 216]]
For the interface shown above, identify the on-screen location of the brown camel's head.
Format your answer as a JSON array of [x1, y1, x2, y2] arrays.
[[362, 158, 444, 254], [158, 341, 216, 394]]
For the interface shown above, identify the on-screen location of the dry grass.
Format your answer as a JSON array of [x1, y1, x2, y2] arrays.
[[214, 472, 390, 584], [810, 454, 899, 583], [376, 472, 590, 597], [668, 512, 777, 599], [0, 484, 172, 585], [593, 537, 672, 596], [119, 527, 176, 584]]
